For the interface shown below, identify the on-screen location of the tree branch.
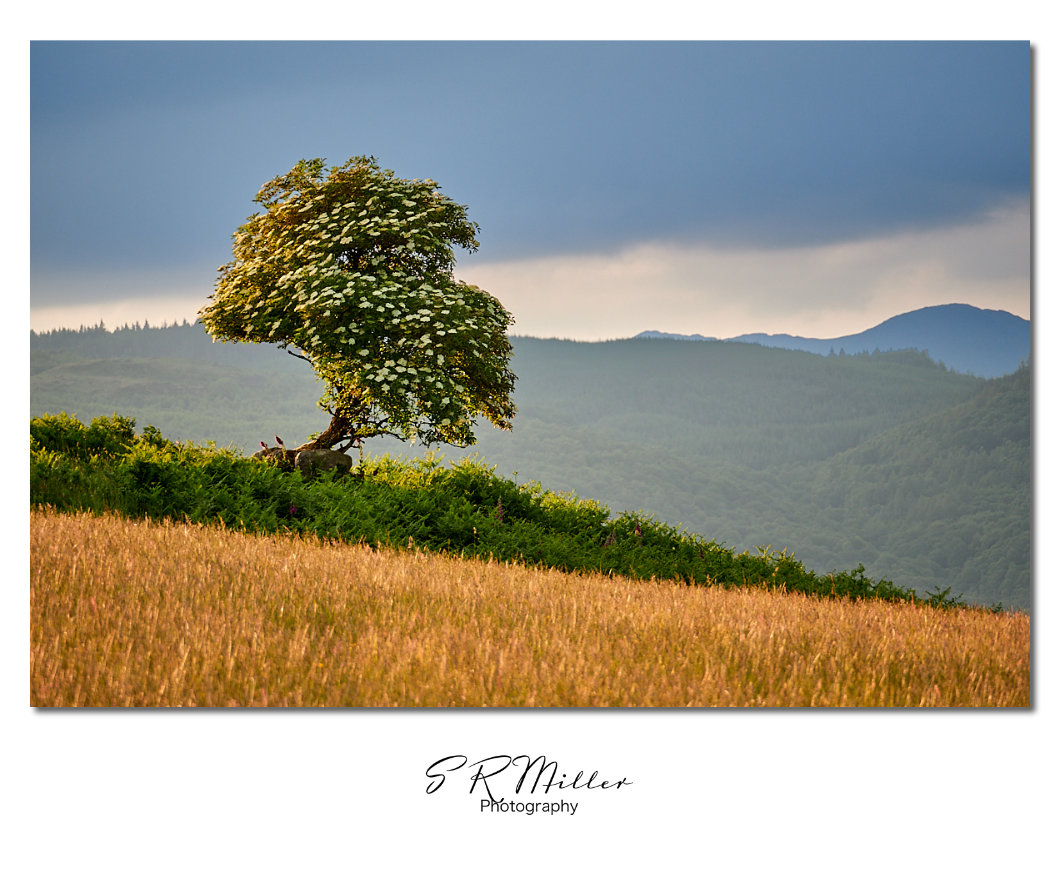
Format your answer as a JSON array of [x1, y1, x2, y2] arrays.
[[286, 349, 314, 365]]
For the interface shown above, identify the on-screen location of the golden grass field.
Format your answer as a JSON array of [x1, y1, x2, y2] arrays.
[[30, 507, 1031, 707]]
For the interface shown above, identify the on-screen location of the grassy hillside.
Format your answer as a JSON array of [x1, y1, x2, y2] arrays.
[[30, 322, 1031, 609], [31, 508, 1031, 707], [30, 413, 921, 605]]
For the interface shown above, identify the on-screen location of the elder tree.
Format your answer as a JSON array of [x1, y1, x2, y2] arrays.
[[199, 156, 517, 452]]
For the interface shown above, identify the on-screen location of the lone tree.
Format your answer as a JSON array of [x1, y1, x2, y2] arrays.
[[199, 156, 517, 453]]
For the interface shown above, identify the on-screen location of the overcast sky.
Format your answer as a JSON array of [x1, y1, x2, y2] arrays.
[[30, 40, 1030, 339]]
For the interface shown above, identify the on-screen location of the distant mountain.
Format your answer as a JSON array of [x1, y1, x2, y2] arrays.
[[636, 304, 1030, 378]]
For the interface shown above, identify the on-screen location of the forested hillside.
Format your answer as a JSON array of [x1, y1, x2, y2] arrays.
[[31, 322, 323, 451], [30, 321, 1032, 610]]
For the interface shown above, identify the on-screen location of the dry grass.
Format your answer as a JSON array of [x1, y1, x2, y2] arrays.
[[30, 507, 1030, 707]]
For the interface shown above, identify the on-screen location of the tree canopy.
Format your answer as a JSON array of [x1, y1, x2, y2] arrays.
[[198, 156, 516, 450]]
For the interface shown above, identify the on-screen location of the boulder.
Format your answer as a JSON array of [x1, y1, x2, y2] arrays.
[[294, 449, 354, 480]]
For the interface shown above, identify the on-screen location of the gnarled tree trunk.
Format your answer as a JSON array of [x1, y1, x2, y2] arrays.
[[299, 414, 353, 451]]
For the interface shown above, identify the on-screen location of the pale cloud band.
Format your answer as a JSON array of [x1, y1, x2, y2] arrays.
[[31, 200, 1029, 341], [458, 198, 1031, 341], [31, 267, 215, 333]]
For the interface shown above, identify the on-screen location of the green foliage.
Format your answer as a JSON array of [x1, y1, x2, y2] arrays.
[[198, 156, 516, 448], [31, 413, 973, 610], [30, 411, 137, 460]]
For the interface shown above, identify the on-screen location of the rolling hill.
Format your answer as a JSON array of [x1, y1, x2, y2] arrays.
[[30, 317, 1032, 609]]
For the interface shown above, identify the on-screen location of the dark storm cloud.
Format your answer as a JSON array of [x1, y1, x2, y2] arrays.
[[31, 41, 1029, 304]]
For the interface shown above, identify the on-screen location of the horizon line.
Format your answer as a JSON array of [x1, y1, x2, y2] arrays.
[[29, 300, 1030, 345]]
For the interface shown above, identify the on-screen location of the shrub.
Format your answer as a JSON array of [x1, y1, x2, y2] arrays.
[[30, 412, 137, 461]]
